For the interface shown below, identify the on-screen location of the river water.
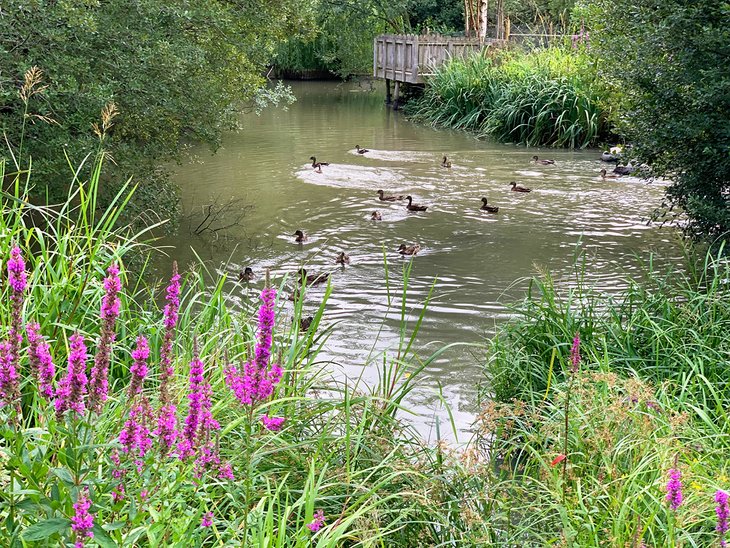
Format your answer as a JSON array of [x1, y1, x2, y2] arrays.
[[165, 80, 680, 441]]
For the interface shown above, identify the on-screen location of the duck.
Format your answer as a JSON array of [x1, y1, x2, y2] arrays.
[[398, 244, 421, 256], [298, 268, 330, 287], [480, 197, 499, 213], [600, 169, 619, 179], [601, 151, 620, 163], [293, 230, 307, 243], [532, 155, 555, 165], [298, 315, 314, 331], [377, 189, 403, 201], [310, 156, 329, 170], [613, 165, 635, 175], [371, 211, 383, 221], [355, 145, 369, 154], [441, 155, 452, 168], [405, 196, 428, 212], [335, 252, 350, 266], [238, 267, 254, 282], [510, 181, 532, 193]]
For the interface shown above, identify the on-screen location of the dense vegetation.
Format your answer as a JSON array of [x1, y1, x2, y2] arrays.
[[588, 0, 730, 240], [408, 46, 608, 148], [0, 1, 314, 228]]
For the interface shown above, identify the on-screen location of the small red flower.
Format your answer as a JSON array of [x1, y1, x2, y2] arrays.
[[551, 454, 566, 467]]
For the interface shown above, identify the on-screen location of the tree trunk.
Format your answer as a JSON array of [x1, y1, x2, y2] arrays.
[[479, 0, 488, 43]]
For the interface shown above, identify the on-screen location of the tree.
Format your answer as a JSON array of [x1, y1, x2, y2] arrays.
[[588, 0, 730, 240], [0, 0, 315, 228]]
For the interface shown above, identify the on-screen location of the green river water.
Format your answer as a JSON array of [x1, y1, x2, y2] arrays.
[[164, 80, 681, 441]]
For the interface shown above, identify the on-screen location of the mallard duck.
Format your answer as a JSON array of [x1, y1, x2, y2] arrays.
[[601, 151, 620, 163], [355, 145, 369, 154], [480, 197, 499, 213], [310, 156, 329, 169], [335, 252, 350, 265], [532, 155, 555, 165], [298, 268, 330, 286], [398, 244, 421, 256], [600, 169, 618, 179], [441, 155, 452, 168], [371, 211, 382, 221], [405, 196, 428, 212], [510, 182, 532, 193], [293, 230, 307, 243], [298, 315, 314, 331], [238, 267, 254, 282], [377, 189, 403, 201], [613, 165, 635, 175]]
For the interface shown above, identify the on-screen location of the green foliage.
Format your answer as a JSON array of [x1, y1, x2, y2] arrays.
[[587, 0, 730, 241], [0, 0, 314, 230], [409, 46, 609, 148]]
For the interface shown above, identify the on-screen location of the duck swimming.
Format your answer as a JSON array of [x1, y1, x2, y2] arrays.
[[371, 211, 382, 221], [405, 196, 428, 212], [398, 244, 421, 256], [532, 155, 555, 165], [298, 316, 314, 331], [601, 151, 620, 162], [355, 145, 369, 154], [293, 230, 307, 243], [298, 268, 330, 287], [335, 252, 350, 265], [441, 155, 452, 168], [600, 169, 619, 179], [510, 182, 532, 193], [613, 165, 635, 175], [480, 197, 499, 213], [238, 267, 254, 282], [377, 190, 403, 201], [310, 156, 329, 170]]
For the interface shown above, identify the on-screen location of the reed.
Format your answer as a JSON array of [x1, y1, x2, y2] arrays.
[[409, 47, 609, 148]]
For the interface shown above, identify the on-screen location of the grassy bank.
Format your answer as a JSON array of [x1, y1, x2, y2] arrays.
[[471, 251, 730, 545], [408, 46, 611, 148]]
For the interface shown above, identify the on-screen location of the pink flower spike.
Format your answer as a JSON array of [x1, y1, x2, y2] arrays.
[[55, 333, 89, 419], [717, 490, 729, 547], [201, 511, 213, 528], [128, 335, 150, 397], [260, 415, 286, 431], [26, 323, 56, 399], [307, 509, 325, 532], [71, 488, 94, 547], [666, 468, 683, 511], [569, 332, 581, 373]]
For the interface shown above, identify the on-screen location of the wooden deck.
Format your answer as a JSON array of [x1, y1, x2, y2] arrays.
[[373, 34, 503, 85]]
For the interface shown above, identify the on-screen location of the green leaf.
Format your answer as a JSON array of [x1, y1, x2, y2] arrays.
[[92, 524, 118, 548], [22, 517, 70, 541]]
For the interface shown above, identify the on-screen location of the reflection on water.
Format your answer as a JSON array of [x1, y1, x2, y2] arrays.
[[164, 81, 680, 441]]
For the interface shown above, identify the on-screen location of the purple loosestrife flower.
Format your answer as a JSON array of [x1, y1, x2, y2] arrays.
[[179, 341, 205, 459], [159, 262, 181, 403], [89, 263, 122, 413], [570, 332, 581, 374], [0, 341, 20, 409], [26, 323, 55, 399], [225, 283, 282, 406], [7, 246, 27, 358], [128, 336, 150, 397], [260, 415, 285, 431], [666, 468, 683, 511], [119, 397, 153, 460], [55, 334, 89, 419], [307, 509, 325, 532], [201, 512, 213, 528], [155, 403, 179, 454], [717, 490, 729, 547], [71, 489, 94, 547]]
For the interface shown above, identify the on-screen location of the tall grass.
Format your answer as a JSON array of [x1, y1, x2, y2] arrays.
[[409, 47, 609, 148], [0, 156, 463, 546]]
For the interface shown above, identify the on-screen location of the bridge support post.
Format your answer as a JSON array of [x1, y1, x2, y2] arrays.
[[393, 81, 401, 110], [385, 79, 392, 105]]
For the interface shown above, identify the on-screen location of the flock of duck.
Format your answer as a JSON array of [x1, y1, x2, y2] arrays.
[[239, 145, 638, 300]]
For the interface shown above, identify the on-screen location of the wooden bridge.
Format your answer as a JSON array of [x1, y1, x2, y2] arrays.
[[373, 34, 504, 108]]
